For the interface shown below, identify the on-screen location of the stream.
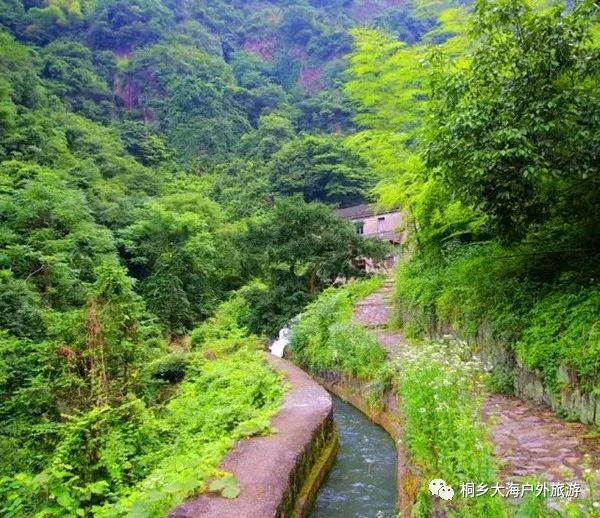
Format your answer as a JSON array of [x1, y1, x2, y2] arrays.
[[310, 396, 398, 518]]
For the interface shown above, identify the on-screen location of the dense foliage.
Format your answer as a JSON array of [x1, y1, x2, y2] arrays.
[[5, 0, 598, 514], [0, 0, 407, 514], [346, 0, 600, 402], [1, 324, 283, 516]]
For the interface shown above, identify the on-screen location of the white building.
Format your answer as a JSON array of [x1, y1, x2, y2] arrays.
[[335, 204, 403, 272]]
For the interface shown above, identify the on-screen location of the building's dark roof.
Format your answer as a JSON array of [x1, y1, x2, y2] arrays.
[[335, 203, 399, 220], [335, 203, 373, 219]]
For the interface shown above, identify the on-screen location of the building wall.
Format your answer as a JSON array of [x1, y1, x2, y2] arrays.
[[357, 211, 403, 238], [356, 211, 403, 273]]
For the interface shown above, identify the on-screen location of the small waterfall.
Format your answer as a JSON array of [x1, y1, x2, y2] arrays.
[[269, 326, 291, 358]]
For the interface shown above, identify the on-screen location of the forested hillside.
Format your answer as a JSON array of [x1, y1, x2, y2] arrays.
[[2, 0, 599, 516], [0, 0, 406, 515]]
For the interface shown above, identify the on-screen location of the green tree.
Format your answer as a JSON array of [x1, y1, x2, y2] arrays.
[[244, 197, 389, 333], [424, 0, 600, 243], [40, 40, 114, 121], [84, 263, 154, 404], [120, 191, 240, 334], [24, 0, 85, 44], [124, 43, 251, 164], [268, 135, 373, 207], [118, 120, 171, 166], [0, 164, 116, 310], [344, 16, 481, 254], [238, 111, 295, 161], [87, 0, 174, 51]]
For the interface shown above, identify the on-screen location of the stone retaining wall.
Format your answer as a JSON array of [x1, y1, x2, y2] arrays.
[[477, 326, 600, 428], [313, 371, 421, 518], [429, 320, 600, 428], [170, 354, 337, 518]]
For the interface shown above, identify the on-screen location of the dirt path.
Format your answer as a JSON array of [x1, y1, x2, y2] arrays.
[[353, 280, 600, 489]]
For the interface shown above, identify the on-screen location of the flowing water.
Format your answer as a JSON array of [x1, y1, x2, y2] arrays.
[[310, 396, 398, 518], [269, 326, 290, 358]]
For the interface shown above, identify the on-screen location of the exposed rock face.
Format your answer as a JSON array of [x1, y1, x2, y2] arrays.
[[298, 67, 324, 93], [514, 363, 556, 408]]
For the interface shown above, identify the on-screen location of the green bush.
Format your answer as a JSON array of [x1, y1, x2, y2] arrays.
[[397, 340, 505, 516], [394, 243, 534, 340], [188, 286, 272, 358], [516, 290, 600, 393], [486, 366, 515, 395], [146, 353, 188, 384], [289, 277, 388, 381], [101, 347, 284, 517], [0, 347, 284, 517], [311, 321, 389, 379], [393, 258, 444, 337], [190, 291, 251, 349]]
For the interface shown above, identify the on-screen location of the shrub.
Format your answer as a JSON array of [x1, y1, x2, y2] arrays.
[[0, 347, 284, 518], [190, 292, 251, 348], [516, 290, 600, 393], [189, 286, 259, 357], [102, 347, 284, 517], [486, 366, 515, 395], [146, 353, 188, 384], [397, 339, 505, 516], [289, 277, 387, 381]]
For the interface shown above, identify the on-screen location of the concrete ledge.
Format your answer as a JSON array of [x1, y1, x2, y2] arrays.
[[170, 354, 334, 518], [314, 372, 421, 518], [291, 425, 339, 517]]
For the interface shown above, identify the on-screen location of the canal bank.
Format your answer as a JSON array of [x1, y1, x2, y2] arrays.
[[310, 396, 397, 518], [170, 354, 337, 518], [313, 372, 420, 517]]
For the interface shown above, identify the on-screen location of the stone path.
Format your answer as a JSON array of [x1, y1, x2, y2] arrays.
[[484, 395, 600, 484], [353, 279, 405, 359], [353, 279, 600, 494]]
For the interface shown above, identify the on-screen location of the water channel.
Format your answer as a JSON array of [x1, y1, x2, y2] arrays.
[[310, 396, 398, 518]]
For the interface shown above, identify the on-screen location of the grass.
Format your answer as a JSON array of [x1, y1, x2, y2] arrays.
[[288, 277, 390, 380], [0, 292, 285, 518], [396, 339, 505, 516]]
